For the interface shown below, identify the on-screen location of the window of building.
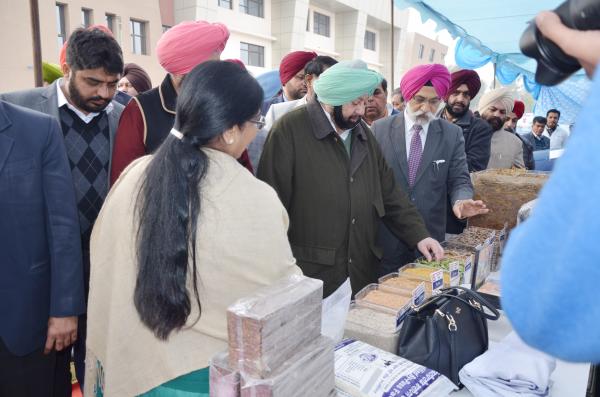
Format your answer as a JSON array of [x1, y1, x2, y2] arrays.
[[441, 52, 446, 61], [219, 0, 232, 9], [106, 13, 116, 32], [364, 30, 376, 51], [130, 19, 147, 55], [81, 8, 92, 27], [239, 0, 264, 18], [313, 11, 330, 37], [418, 44, 425, 59], [240, 42, 264, 67], [162, 25, 171, 33], [56, 3, 67, 48], [429, 49, 436, 62]]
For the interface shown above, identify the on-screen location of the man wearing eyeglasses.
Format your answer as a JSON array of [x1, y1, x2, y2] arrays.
[[258, 60, 445, 297], [372, 64, 488, 274]]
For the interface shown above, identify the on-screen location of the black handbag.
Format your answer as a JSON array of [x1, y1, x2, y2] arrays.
[[397, 286, 500, 386]]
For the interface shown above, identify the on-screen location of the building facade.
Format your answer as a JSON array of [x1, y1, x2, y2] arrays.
[[0, 0, 168, 92], [0, 0, 448, 93], [175, 0, 448, 90]]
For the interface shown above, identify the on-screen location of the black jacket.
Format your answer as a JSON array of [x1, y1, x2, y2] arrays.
[[443, 110, 493, 172]]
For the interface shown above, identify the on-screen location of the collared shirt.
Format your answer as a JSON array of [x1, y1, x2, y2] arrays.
[[320, 104, 352, 140], [56, 78, 113, 124], [404, 108, 429, 160]]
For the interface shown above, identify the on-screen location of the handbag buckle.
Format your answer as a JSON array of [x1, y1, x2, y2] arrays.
[[469, 299, 482, 311], [436, 310, 458, 332]]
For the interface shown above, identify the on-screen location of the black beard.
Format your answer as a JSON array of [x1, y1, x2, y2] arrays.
[[485, 116, 503, 131], [333, 105, 360, 130], [505, 126, 515, 133], [68, 76, 110, 113], [445, 102, 468, 118]]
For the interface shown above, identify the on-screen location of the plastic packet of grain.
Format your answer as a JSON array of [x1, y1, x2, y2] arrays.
[[227, 274, 323, 378], [240, 335, 334, 397], [343, 303, 399, 353], [334, 339, 457, 397], [209, 351, 240, 397]]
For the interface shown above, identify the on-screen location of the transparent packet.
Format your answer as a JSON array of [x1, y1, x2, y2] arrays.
[[227, 274, 323, 378], [343, 302, 400, 353], [209, 351, 240, 397]]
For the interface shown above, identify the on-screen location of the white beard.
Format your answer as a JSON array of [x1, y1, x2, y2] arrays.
[[406, 107, 435, 125]]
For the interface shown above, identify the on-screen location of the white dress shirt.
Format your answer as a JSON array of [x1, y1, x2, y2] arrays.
[[321, 104, 352, 140], [404, 108, 430, 160], [56, 78, 113, 124]]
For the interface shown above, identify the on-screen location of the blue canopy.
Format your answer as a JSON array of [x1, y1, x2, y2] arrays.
[[395, 0, 590, 122], [256, 70, 281, 101]]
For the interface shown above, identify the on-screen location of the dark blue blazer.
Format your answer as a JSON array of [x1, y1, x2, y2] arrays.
[[0, 101, 84, 356], [260, 92, 284, 115]]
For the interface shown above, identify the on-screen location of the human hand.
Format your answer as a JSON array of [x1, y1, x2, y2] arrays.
[[417, 237, 444, 262], [453, 199, 489, 219], [535, 11, 600, 76], [44, 316, 78, 354]]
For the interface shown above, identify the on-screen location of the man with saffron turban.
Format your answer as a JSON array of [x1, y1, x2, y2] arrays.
[[261, 50, 317, 115], [258, 60, 443, 297], [372, 64, 488, 274], [479, 88, 525, 169], [110, 21, 256, 183]]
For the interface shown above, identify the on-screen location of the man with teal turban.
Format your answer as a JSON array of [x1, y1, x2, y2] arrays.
[[258, 60, 444, 297]]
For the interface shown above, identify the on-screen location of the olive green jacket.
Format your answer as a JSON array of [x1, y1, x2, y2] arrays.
[[257, 100, 429, 297]]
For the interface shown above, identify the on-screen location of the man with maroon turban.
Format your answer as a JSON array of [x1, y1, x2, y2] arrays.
[[260, 50, 317, 115], [110, 21, 255, 184], [439, 69, 494, 233], [372, 64, 487, 274], [504, 100, 534, 169], [440, 69, 493, 173]]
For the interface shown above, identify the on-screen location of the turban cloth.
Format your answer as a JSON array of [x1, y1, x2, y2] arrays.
[[478, 88, 515, 114], [59, 24, 114, 66], [42, 62, 62, 84], [513, 100, 525, 119], [225, 58, 246, 70], [279, 51, 317, 85], [313, 60, 383, 106], [123, 63, 152, 93], [156, 21, 230, 75], [447, 69, 481, 100], [400, 64, 451, 101]]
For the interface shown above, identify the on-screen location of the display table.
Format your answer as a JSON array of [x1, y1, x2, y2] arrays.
[[453, 311, 590, 396]]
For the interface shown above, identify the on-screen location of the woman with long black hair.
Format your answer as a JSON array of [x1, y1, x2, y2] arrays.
[[84, 61, 300, 397]]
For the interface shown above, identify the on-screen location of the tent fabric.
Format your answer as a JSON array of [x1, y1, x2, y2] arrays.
[[395, 0, 586, 97], [256, 69, 281, 100], [395, 0, 589, 121]]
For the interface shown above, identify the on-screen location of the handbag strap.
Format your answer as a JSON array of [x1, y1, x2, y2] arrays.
[[413, 286, 501, 321]]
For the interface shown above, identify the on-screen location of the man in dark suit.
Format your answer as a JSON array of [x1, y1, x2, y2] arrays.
[[0, 27, 123, 392], [373, 64, 488, 273], [0, 100, 84, 396], [521, 116, 551, 152]]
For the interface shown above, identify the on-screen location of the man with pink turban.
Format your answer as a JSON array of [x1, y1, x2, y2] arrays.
[[438, 69, 493, 233], [372, 64, 488, 274], [260, 50, 317, 115], [110, 21, 256, 183]]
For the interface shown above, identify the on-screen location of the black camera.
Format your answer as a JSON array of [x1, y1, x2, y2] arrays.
[[520, 0, 600, 86]]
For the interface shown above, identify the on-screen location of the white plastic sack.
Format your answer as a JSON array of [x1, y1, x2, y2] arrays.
[[322, 278, 352, 343], [335, 339, 456, 397]]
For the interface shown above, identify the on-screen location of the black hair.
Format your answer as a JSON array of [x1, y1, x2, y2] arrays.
[[134, 61, 263, 340], [424, 81, 434, 87], [392, 88, 404, 101], [381, 78, 388, 94], [533, 116, 547, 125], [546, 109, 561, 118], [66, 28, 123, 74], [304, 56, 338, 77]]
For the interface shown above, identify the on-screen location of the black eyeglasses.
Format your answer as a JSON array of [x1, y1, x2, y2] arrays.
[[249, 115, 266, 129]]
